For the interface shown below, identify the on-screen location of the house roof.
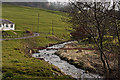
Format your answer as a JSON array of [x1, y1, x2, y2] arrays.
[[0, 19, 14, 24]]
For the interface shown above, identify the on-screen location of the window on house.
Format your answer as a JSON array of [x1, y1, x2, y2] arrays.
[[11, 24, 13, 28], [0, 24, 1, 27], [6, 24, 8, 28]]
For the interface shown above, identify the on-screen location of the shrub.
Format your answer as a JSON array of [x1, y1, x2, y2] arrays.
[[11, 59, 19, 63], [3, 71, 13, 79]]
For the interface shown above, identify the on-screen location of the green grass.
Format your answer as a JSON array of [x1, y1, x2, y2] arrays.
[[2, 4, 70, 46], [2, 4, 72, 79], [3, 30, 27, 35], [2, 40, 72, 79], [2, 4, 69, 39]]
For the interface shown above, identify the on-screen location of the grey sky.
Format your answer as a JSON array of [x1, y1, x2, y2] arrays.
[[48, 0, 68, 2], [1, 0, 118, 2]]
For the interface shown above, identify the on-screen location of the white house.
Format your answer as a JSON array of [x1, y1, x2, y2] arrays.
[[0, 19, 15, 31]]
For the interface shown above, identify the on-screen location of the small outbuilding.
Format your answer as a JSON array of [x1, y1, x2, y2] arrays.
[[0, 19, 15, 31]]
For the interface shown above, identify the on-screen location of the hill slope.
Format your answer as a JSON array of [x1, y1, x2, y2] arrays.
[[2, 4, 69, 38], [2, 4, 72, 79]]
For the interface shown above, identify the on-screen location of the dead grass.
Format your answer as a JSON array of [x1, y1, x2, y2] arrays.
[[55, 42, 118, 76]]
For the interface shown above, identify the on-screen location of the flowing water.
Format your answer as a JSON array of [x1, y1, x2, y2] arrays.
[[32, 41, 102, 79]]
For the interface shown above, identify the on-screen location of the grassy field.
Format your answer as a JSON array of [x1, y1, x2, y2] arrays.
[[2, 4, 70, 39], [2, 30, 28, 36], [2, 40, 73, 79], [2, 4, 72, 79]]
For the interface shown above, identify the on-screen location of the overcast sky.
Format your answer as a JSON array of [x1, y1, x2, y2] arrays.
[[48, 0, 68, 2], [1, 0, 117, 2], [48, 0, 117, 2]]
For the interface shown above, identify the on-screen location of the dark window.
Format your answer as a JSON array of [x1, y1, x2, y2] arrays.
[[11, 24, 13, 28], [0, 24, 1, 27], [6, 24, 8, 28]]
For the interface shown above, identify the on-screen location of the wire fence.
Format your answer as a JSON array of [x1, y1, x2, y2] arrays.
[[2, 34, 32, 39]]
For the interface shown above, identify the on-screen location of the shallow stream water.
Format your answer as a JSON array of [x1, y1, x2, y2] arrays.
[[32, 41, 102, 79]]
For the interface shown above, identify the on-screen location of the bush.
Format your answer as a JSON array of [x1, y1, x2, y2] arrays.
[[3, 71, 13, 79], [11, 59, 19, 63]]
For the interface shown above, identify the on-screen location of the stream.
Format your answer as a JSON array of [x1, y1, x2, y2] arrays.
[[32, 41, 102, 79]]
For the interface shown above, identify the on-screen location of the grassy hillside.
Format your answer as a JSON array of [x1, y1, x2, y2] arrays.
[[2, 4, 69, 39], [2, 40, 73, 79], [2, 4, 72, 79]]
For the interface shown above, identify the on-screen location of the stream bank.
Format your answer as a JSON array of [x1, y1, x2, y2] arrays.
[[54, 41, 118, 78], [54, 43, 103, 76], [32, 41, 102, 79]]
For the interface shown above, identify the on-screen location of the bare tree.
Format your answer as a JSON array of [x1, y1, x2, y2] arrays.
[[66, 1, 119, 78], [112, 2, 120, 45]]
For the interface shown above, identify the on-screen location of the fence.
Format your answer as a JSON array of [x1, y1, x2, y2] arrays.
[[1, 34, 32, 39]]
